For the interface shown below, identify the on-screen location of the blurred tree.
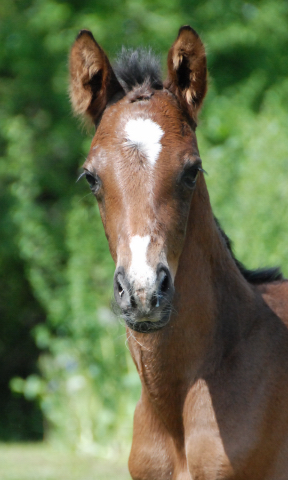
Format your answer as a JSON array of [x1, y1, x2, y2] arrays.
[[0, 0, 287, 450]]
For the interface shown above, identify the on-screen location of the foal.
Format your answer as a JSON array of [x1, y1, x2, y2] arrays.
[[69, 26, 288, 480]]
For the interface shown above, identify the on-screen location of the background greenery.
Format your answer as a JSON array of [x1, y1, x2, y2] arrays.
[[0, 443, 130, 480], [0, 0, 288, 457]]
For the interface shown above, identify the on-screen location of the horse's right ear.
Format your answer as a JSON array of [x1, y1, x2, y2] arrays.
[[165, 26, 207, 122], [69, 30, 124, 124]]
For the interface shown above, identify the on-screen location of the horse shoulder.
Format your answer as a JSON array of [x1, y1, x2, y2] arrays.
[[183, 322, 288, 480]]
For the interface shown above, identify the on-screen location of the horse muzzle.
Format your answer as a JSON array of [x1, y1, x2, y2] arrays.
[[113, 263, 174, 332]]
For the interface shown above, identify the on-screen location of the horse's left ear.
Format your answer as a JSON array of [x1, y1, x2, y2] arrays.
[[165, 26, 207, 121], [69, 30, 124, 124]]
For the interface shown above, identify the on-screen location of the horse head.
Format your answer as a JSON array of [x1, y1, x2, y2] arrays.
[[69, 26, 207, 332]]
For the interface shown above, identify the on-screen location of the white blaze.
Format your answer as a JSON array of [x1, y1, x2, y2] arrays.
[[129, 235, 156, 287], [125, 118, 164, 166]]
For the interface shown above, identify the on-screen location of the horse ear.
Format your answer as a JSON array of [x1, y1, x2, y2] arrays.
[[165, 26, 207, 121], [69, 30, 124, 124]]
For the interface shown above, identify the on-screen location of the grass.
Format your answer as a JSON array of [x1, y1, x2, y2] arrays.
[[0, 443, 131, 480]]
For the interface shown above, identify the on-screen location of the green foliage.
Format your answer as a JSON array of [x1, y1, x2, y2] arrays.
[[1, 0, 288, 451]]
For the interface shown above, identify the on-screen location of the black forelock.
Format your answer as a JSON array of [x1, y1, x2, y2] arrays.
[[113, 47, 163, 93]]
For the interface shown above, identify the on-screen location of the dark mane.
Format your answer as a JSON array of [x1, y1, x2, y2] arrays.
[[215, 217, 283, 284], [113, 47, 163, 93]]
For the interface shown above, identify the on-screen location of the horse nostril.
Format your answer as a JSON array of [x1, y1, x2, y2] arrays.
[[114, 267, 132, 310], [155, 264, 174, 308], [117, 280, 124, 298], [160, 273, 169, 294], [130, 295, 137, 309], [151, 293, 158, 309]]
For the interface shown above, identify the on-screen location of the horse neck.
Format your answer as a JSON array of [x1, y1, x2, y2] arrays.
[[127, 173, 257, 416], [173, 174, 257, 368]]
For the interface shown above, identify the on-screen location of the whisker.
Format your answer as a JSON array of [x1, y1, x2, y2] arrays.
[[76, 171, 86, 183], [128, 329, 152, 352], [77, 192, 93, 203]]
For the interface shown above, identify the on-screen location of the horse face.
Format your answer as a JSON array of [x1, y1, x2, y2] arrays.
[[83, 92, 203, 330], [70, 26, 207, 331]]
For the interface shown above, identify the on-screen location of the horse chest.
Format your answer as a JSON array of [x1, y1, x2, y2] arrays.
[[129, 427, 234, 480], [129, 429, 234, 480], [129, 376, 263, 480], [129, 393, 234, 480]]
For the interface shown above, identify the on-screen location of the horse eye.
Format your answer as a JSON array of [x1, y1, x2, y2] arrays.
[[85, 172, 100, 192], [182, 167, 199, 189]]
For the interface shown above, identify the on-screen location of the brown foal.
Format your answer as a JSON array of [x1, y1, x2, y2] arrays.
[[69, 26, 288, 479]]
